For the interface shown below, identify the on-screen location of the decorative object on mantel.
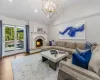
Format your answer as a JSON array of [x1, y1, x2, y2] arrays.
[[37, 27, 43, 33], [33, 27, 47, 34], [42, 0, 58, 18]]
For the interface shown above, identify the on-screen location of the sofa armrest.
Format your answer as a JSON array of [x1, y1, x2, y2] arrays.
[[59, 61, 100, 80]]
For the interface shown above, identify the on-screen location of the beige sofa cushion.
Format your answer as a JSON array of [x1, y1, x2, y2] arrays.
[[41, 46, 53, 51], [57, 41, 66, 47], [88, 46, 100, 75], [44, 42, 49, 46], [76, 43, 85, 50], [53, 46, 75, 54], [66, 42, 76, 49]]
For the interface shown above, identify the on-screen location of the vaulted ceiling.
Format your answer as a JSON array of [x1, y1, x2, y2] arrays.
[[0, 0, 100, 25]]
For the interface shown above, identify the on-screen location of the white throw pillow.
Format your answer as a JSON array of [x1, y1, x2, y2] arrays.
[[88, 46, 100, 74], [52, 41, 56, 46]]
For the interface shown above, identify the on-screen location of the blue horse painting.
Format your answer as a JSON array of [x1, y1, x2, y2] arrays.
[[59, 24, 84, 37]]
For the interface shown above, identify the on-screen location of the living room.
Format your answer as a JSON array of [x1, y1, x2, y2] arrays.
[[0, 0, 100, 80]]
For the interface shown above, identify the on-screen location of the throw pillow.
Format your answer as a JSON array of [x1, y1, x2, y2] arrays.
[[75, 48, 89, 56], [85, 41, 92, 49], [88, 48, 100, 74], [49, 40, 56, 46], [52, 40, 56, 46], [72, 49, 92, 69], [49, 41, 52, 46]]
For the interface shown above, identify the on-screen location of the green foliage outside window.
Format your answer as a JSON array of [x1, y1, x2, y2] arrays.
[[17, 28, 24, 40], [5, 27, 24, 41], [5, 27, 14, 41]]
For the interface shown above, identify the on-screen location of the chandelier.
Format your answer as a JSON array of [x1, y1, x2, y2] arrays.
[[42, 0, 58, 18]]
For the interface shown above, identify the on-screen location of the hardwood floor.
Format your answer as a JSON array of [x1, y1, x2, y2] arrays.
[[0, 53, 30, 80]]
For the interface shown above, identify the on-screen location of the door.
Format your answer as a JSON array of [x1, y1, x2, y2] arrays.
[[16, 27, 26, 53], [2, 25, 26, 57]]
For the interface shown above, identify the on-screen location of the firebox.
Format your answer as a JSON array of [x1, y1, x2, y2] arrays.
[[36, 39, 43, 47]]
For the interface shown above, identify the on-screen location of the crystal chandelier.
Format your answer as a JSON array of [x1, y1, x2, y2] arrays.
[[42, 0, 58, 18]]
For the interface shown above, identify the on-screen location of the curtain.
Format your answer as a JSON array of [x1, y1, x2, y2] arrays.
[[25, 25, 30, 53], [0, 20, 2, 58]]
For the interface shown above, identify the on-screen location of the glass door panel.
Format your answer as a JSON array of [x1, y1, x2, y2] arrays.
[[2, 25, 26, 57], [5, 26, 15, 52], [16, 27, 24, 50]]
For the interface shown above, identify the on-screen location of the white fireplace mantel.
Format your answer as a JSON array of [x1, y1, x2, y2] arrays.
[[29, 21, 48, 50]]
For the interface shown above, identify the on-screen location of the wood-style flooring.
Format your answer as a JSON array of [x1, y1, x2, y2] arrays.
[[0, 53, 30, 80]]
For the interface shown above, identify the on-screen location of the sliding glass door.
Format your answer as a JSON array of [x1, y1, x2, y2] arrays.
[[2, 25, 26, 56], [16, 27, 24, 50]]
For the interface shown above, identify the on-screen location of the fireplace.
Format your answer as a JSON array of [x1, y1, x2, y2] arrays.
[[36, 39, 43, 47], [35, 36, 45, 48]]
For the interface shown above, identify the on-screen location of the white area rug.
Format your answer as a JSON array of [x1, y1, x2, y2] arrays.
[[12, 54, 58, 80]]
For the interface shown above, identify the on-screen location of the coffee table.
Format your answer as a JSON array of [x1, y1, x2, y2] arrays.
[[40, 50, 69, 70]]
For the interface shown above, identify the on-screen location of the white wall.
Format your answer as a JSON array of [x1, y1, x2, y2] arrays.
[[0, 15, 28, 26], [49, 1, 100, 44], [53, 0, 100, 25], [0, 15, 49, 50], [29, 21, 48, 49]]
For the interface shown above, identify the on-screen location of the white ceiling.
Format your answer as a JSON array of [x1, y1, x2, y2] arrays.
[[0, 0, 99, 25]]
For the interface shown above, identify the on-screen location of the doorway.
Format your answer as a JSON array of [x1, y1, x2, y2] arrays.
[[2, 25, 26, 56]]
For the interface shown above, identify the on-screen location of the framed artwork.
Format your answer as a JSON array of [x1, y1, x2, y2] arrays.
[[59, 21, 85, 39]]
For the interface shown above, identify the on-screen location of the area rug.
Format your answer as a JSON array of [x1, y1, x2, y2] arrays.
[[12, 54, 58, 80]]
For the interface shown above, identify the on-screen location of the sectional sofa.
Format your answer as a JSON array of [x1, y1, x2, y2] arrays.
[[41, 41, 99, 80], [58, 46, 100, 80], [42, 41, 96, 58]]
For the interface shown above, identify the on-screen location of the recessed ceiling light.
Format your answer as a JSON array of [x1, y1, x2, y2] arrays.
[[9, 0, 12, 2], [34, 9, 38, 13]]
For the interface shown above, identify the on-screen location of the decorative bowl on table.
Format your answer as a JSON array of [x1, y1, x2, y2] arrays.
[[50, 50, 58, 54], [50, 50, 58, 57]]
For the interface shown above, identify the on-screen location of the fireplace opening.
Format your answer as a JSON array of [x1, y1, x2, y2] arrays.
[[36, 39, 43, 47]]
